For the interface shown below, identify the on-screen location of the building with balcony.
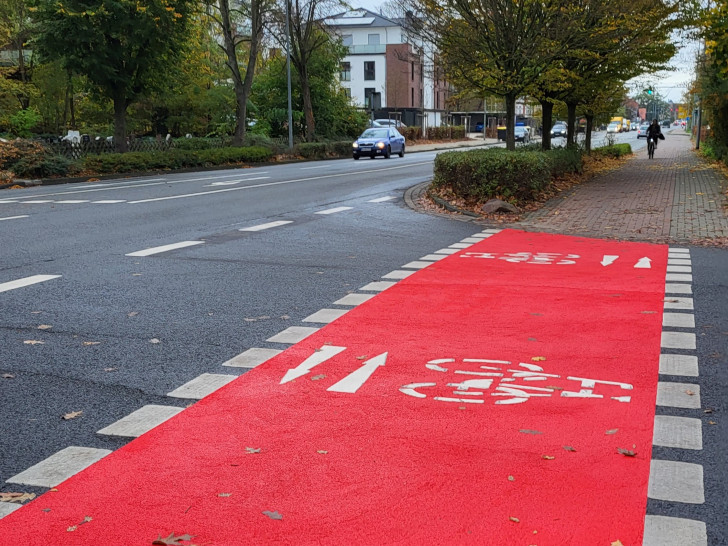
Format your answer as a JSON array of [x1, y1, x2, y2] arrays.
[[325, 9, 450, 130]]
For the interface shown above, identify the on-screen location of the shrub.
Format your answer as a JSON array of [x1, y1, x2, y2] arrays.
[[172, 137, 230, 150], [296, 142, 329, 159], [428, 126, 466, 140], [591, 143, 632, 158], [433, 148, 553, 201], [401, 127, 423, 142], [83, 145, 273, 174], [548, 147, 584, 177], [11, 154, 79, 178]]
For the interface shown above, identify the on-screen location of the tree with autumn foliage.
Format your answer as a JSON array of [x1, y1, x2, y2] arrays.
[[698, 0, 728, 160], [31, 0, 195, 151]]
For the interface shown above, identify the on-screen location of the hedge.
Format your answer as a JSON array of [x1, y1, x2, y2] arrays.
[[83, 145, 273, 174], [295, 141, 353, 159], [590, 143, 632, 158], [432, 146, 585, 202]]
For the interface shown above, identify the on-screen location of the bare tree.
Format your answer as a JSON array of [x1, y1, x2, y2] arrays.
[[207, 0, 267, 145]]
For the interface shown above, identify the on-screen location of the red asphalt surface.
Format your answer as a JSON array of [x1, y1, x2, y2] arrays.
[[0, 230, 668, 545]]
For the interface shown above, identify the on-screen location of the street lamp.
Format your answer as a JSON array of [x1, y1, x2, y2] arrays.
[[284, 0, 293, 150]]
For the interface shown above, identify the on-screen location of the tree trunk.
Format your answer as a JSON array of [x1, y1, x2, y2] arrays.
[[585, 114, 594, 152], [505, 93, 516, 151], [15, 39, 30, 110], [540, 99, 553, 151], [219, 0, 247, 146], [300, 63, 315, 141], [113, 93, 128, 153], [566, 102, 577, 146], [239, 0, 262, 144]]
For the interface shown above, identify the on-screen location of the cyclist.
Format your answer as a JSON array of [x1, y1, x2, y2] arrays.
[[646, 118, 663, 150]]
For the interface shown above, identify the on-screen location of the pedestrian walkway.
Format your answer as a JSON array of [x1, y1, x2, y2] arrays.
[[517, 132, 728, 244]]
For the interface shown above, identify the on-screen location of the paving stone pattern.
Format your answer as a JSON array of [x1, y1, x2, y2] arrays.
[[518, 132, 728, 243]]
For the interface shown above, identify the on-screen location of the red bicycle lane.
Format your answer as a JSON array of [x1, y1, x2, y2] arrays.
[[0, 229, 667, 545]]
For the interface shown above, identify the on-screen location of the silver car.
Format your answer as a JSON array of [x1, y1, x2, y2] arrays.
[[637, 123, 650, 138]]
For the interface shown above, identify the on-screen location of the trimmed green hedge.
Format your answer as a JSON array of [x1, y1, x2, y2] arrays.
[[295, 141, 353, 159], [83, 145, 273, 174], [432, 147, 582, 201], [590, 143, 632, 158]]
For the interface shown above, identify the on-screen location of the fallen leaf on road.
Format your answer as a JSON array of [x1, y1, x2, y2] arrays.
[[2, 373, 15, 379], [218, 493, 232, 497], [519, 429, 542, 435], [23, 340, 44, 345], [508, 475, 515, 482], [37, 325, 52, 330], [127, 311, 138, 317], [245, 447, 261, 454], [132, 273, 142, 276], [541, 455, 555, 460], [709, 421, 717, 425], [0, 492, 36, 503], [605, 429, 619, 435], [617, 448, 636, 457], [317, 450, 328, 454], [104, 367, 117, 372], [545, 385, 563, 391], [356, 355, 367, 360], [67, 526, 77, 532], [262, 510, 283, 520], [531, 356, 546, 362], [311, 374, 326, 380], [563, 446, 576, 452], [509, 516, 520, 523], [280, 315, 290, 319], [612, 541, 624, 546], [152, 533, 195, 545], [62, 411, 83, 420], [686, 390, 695, 395], [82, 341, 100, 346], [641, 311, 656, 314], [149, 338, 161, 344]]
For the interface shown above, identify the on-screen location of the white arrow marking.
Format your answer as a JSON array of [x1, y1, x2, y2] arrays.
[[601, 255, 619, 266], [327, 352, 387, 393], [634, 257, 652, 269], [280, 345, 347, 384]]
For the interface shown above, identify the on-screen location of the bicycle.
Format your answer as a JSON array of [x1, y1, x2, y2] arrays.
[[647, 137, 655, 159]]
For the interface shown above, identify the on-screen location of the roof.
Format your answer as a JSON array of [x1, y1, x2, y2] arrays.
[[325, 9, 402, 29]]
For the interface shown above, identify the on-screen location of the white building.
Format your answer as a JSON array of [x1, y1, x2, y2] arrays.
[[325, 9, 449, 130]]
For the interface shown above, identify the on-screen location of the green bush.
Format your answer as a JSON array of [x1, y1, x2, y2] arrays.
[[433, 146, 585, 202], [428, 126, 466, 140], [401, 127, 423, 142], [83, 145, 273, 174], [11, 154, 79, 178], [172, 137, 229, 150], [294, 141, 352, 159], [591, 143, 632, 158]]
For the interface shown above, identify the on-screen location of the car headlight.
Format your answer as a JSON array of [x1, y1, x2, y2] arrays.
[[353, 142, 358, 148], [376, 141, 385, 149]]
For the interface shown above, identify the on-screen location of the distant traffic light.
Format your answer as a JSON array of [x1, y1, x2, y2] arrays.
[[646, 87, 654, 95]]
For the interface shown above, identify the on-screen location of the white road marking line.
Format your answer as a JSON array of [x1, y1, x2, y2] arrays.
[[301, 165, 329, 170], [664, 297, 693, 310], [0, 274, 61, 294], [665, 283, 692, 294], [302, 308, 350, 323], [223, 347, 283, 368], [167, 373, 238, 399], [54, 200, 90, 204], [648, 460, 705, 504], [359, 281, 396, 292], [662, 313, 695, 328], [653, 415, 703, 450], [20, 200, 53, 204], [327, 352, 387, 393], [125, 240, 204, 257], [97, 405, 184, 437], [332, 293, 375, 306], [93, 200, 127, 204], [656, 382, 701, 409], [668, 247, 690, 253], [315, 206, 353, 215], [0, 215, 29, 221], [419, 254, 447, 261], [449, 243, 473, 249], [205, 176, 270, 187], [668, 258, 691, 266], [0, 501, 22, 518], [435, 248, 460, 255], [11, 179, 166, 199], [182, 172, 268, 182], [239, 220, 293, 232], [382, 270, 415, 280], [280, 345, 346, 383], [402, 261, 433, 269], [661, 331, 696, 349], [643, 515, 707, 546], [665, 273, 693, 282], [128, 162, 431, 204], [666, 265, 691, 273], [368, 196, 396, 202], [0, 200, 18, 204], [6, 446, 112, 488], [659, 354, 699, 376], [267, 326, 319, 344]]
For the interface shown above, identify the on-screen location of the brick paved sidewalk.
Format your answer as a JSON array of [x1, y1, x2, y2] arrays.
[[517, 132, 728, 244]]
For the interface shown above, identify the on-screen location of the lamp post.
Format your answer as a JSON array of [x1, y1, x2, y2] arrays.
[[284, 0, 293, 150]]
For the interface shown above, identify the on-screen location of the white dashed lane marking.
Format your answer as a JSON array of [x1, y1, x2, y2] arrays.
[[0, 274, 61, 294], [239, 220, 293, 232], [302, 308, 349, 324], [648, 460, 705, 504], [267, 326, 319, 344], [6, 446, 111, 488], [97, 405, 184, 438], [643, 515, 707, 546], [0, 215, 28, 221], [125, 240, 204, 257], [167, 373, 238, 400], [315, 206, 354, 215], [223, 348, 283, 368], [368, 196, 396, 203]]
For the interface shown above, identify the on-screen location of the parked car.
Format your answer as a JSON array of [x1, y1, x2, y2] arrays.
[[606, 121, 622, 134], [661, 120, 671, 128], [475, 122, 484, 132], [550, 123, 567, 137], [367, 120, 383, 128], [374, 119, 407, 128], [514, 126, 530, 143], [637, 123, 650, 138], [352, 127, 405, 159]]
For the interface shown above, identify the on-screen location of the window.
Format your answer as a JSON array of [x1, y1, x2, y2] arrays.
[[364, 88, 376, 108], [411, 88, 414, 107], [339, 62, 351, 82], [341, 34, 353, 46], [419, 88, 423, 106], [364, 61, 375, 80], [367, 34, 380, 45], [411, 62, 415, 81]]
